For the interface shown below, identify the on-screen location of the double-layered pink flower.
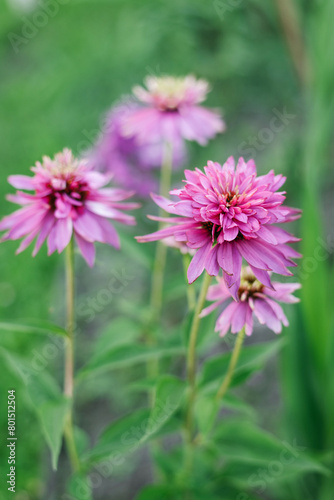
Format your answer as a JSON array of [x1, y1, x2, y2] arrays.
[[90, 103, 187, 197], [200, 267, 301, 336], [122, 75, 225, 147], [137, 157, 301, 300], [0, 149, 139, 266]]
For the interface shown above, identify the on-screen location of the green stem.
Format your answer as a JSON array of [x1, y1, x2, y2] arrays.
[[181, 273, 211, 490], [149, 141, 173, 322], [186, 273, 212, 405], [274, 0, 310, 86], [197, 327, 246, 445], [215, 327, 246, 403], [183, 254, 196, 311], [146, 142, 173, 383], [64, 239, 80, 472]]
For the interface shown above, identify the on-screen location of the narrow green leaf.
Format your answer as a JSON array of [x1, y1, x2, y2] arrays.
[[0, 319, 68, 337], [74, 427, 90, 456], [39, 398, 71, 470], [93, 317, 141, 356], [213, 418, 329, 477], [141, 375, 186, 442], [136, 485, 179, 500], [78, 344, 185, 380], [85, 376, 185, 466], [199, 339, 284, 394], [0, 347, 69, 470], [83, 408, 150, 465], [67, 471, 93, 500]]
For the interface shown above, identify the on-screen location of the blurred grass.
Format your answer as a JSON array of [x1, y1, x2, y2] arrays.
[[0, 0, 333, 499]]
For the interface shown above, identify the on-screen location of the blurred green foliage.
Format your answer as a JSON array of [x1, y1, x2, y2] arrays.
[[0, 0, 333, 499]]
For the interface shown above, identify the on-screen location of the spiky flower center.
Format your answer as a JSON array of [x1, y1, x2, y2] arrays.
[[41, 160, 89, 211], [134, 76, 209, 111], [239, 268, 264, 301]]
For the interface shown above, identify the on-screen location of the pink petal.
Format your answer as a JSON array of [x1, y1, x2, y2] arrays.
[[204, 246, 220, 276], [55, 218, 73, 253], [75, 234, 96, 267], [33, 213, 55, 256], [216, 301, 239, 337], [8, 175, 34, 190], [187, 242, 212, 283], [231, 301, 248, 333], [253, 298, 282, 334], [249, 265, 274, 290]]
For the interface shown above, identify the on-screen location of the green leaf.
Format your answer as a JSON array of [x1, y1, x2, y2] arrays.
[[67, 471, 93, 500], [0, 319, 68, 337], [194, 395, 217, 436], [93, 317, 141, 356], [212, 418, 329, 479], [74, 427, 90, 456], [199, 339, 284, 394], [38, 398, 71, 470], [83, 408, 150, 465], [143, 375, 186, 440], [136, 485, 180, 500], [0, 347, 69, 470], [78, 344, 185, 380], [84, 376, 185, 466]]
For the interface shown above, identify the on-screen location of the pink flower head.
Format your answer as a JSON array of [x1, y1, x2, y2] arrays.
[[90, 103, 186, 197], [0, 149, 139, 266], [122, 75, 225, 147], [137, 157, 301, 300], [200, 267, 301, 336]]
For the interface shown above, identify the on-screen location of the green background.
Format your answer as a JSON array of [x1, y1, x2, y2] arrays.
[[0, 0, 333, 498]]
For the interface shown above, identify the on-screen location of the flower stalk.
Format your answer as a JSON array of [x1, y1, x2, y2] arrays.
[[215, 326, 246, 402], [183, 254, 196, 311], [146, 142, 173, 383], [64, 239, 80, 472], [149, 141, 173, 323], [185, 273, 212, 439], [180, 273, 211, 494]]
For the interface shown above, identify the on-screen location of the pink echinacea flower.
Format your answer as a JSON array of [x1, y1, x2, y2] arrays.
[[0, 149, 139, 266], [200, 267, 301, 336], [137, 157, 301, 300], [90, 103, 187, 197], [122, 75, 225, 147]]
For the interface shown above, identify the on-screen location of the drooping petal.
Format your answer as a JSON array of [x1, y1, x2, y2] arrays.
[[54, 218, 73, 253], [187, 242, 212, 283], [253, 298, 282, 334], [75, 234, 96, 267], [231, 301, 248, 333], [215, 301, 239, 337]]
